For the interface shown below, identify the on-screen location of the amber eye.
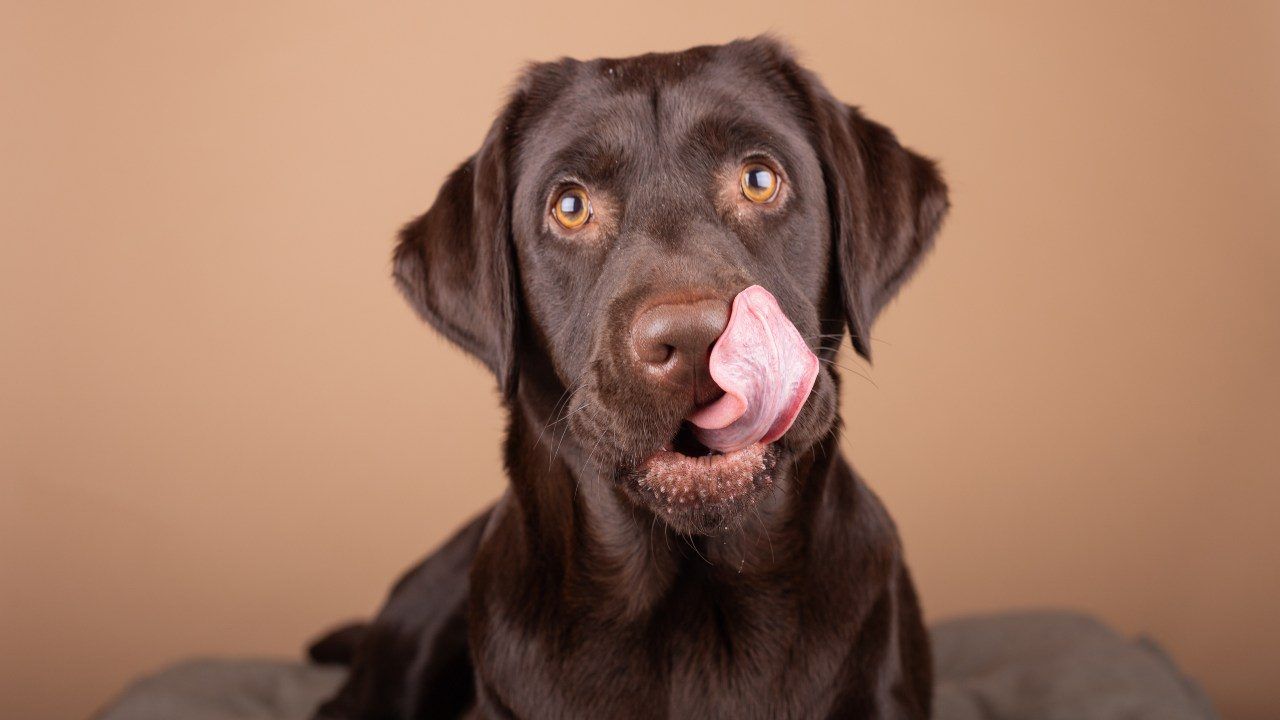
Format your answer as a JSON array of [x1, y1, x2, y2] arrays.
[[552, 187, 591, 229], [740, 164, 779, 203]]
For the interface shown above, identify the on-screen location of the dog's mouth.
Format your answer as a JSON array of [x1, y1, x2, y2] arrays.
[[617, 286, 820, 534], [666, 420, 718, 458], [627, 421, 778, 534]]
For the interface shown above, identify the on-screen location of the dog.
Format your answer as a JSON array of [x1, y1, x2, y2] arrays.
[[309, 36, 948, 719]]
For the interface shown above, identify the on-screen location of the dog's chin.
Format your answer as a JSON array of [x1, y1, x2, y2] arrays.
[[620, 425, 781, 536]]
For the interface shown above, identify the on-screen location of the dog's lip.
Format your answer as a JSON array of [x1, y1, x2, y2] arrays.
[[637, 442, 771, 509]]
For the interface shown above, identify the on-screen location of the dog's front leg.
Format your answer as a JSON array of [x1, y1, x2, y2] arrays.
[[310, 500, 499, 720], [825, 567, 932, 720]]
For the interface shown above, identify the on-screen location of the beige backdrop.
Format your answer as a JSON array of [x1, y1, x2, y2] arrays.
[[3, 2, 1278, 718]]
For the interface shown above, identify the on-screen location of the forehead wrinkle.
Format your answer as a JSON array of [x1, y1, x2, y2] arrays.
[[678, 113, 795, 164], [544, 134, 629, 187], [520, 89, 656, 190]]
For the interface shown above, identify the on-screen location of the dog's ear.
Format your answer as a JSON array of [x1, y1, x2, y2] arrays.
[[393, 95, 524, 399], [781, 62, 949, 360]]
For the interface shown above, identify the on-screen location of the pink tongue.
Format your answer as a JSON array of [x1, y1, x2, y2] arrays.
[[686, 285, 819, 453]]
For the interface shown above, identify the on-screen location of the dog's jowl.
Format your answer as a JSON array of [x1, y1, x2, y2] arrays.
[[310, 36, 948, 720]]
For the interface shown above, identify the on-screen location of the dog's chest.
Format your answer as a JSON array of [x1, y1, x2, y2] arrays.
[[474, 586, 850, 719]]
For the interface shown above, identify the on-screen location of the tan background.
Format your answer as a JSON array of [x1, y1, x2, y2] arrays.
[[3, 1, 1278, 718]]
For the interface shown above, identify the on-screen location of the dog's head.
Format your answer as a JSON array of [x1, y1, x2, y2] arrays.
[[394, 37, 947, 535]]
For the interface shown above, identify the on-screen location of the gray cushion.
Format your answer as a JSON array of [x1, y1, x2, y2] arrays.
[[931, 611, 1216, 720], [96, 611, 1217, 720]]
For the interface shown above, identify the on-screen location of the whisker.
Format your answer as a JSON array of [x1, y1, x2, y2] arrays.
[[682, 532, 712, 566], [534, 371, 588, 451], [545, 399, 590, 430], [548, 400, 593, 471], [815, 357, 879, 388], [751, 506, 775, 566], [810, 321, 893, 347], [650, 514, 659, 570]]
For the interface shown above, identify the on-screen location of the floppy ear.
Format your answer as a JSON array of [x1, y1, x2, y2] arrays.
[[392, 97, 524, 399], [786, 67, 949, 360]]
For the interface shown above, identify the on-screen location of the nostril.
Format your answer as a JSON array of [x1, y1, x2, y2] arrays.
[[633, 332, 678, 367]]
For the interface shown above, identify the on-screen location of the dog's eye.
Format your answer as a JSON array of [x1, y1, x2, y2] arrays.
[[740, 164, 779, 203], [552, 187, 592, 229]]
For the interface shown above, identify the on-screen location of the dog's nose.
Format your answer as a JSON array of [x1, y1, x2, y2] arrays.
[[631, 298, 730, 402]]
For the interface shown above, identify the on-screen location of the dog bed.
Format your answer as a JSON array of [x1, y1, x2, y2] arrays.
[[95, 611, 1216, 720]]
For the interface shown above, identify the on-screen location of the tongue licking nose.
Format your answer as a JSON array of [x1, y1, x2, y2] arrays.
[[686, 285, 819, 453]]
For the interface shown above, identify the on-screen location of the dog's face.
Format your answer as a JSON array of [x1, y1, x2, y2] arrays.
[[394, 38, 947, 535]]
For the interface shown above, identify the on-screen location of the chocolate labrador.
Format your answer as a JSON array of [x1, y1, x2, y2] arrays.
[[308, 36, 948, 719]]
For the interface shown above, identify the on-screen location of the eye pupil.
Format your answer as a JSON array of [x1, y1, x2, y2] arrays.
[[560, 195, 582, 215], [748, 169, 771, 191]]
